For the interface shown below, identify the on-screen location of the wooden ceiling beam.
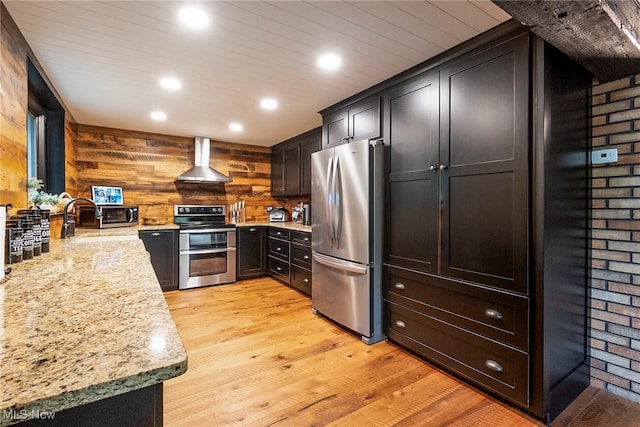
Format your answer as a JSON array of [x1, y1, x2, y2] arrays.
[[493, 0, 640, 82]]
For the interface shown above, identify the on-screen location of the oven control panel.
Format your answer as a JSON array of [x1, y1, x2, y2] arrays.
[[174, 205, 225, 216]]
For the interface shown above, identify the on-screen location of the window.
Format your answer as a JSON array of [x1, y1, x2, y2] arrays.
[[27, 112, 46, 181], [27, 58, 65, 194]]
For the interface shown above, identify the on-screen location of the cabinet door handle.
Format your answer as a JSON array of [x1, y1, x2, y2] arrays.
[[394, 282, 406, 290], [276, 231, 282, 236], [485, 360, 503, 373], [303, 255, 309, 260], [304, 237, 309, 241], [151, 232, 160, 237], [439, 164, 448, 171], [276, 267, 282, 272], [249, 228, 257, 232], [276, 247, 282, 251], [429, 165, 437, 171], [484, 309, 503, 320], [303, 278, 309, 283], [395, 320, 406, 328]]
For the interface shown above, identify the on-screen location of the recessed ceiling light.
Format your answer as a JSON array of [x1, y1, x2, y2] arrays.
[[260, 98, 278, 111], [317, 53, 342, 71], [150, 111, 167, 121], [160, 76, 182, 91], [229, 122, 243, 132], [178, 6, 210, 31]]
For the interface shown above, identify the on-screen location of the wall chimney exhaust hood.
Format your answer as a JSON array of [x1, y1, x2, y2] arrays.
[[176, 136, 232, 183]]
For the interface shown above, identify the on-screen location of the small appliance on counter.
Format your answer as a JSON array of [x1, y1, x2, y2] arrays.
[[77, 205, 139, 228], [268, 207, 288, 222], [77, 185, 138, 228]]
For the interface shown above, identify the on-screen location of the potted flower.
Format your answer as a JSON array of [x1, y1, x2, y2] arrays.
[[28, 178, 61, 213]]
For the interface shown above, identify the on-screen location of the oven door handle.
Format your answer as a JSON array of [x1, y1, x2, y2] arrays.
[[179, 228, 234, 234], [180, 247, 236, 255]]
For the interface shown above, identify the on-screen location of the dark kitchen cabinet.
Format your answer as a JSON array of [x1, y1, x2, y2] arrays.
[[384, 72, 440, 274], [268, 227, 291, 284], [321, 96, 381, 148], [267, 227, 312, 296], [439, 35, 529, 294], [237, 226, 267, 280], [290, 231, 312, 296], [139, 229, 178, 291], [271, 127, 321, 196], [271, 144, 285, 196], [318, 21, 589, 422], [282, 143, 300, 196]]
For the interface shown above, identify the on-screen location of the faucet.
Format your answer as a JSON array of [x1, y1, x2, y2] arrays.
[[62, 197, 101, 239]]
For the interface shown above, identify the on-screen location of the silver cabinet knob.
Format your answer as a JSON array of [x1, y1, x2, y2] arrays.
[[395, 320, 406, 328], [394, 283, 406, 290], [276, 267, 282, 271], [485, 360, 503, 372], [484, 309, 503, 320], [151, 232, 160, 237], [249, 228, 257, 232], [429, 165, 437, 171], [439, 164, 448, 170], [276, 247, 281, 251], [303, 278, 309, 283], [303, 255, 309, 260]]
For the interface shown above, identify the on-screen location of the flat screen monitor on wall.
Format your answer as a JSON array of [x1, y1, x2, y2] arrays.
[[91, 186, 124, 205]]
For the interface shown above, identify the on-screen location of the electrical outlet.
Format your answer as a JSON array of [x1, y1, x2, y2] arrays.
[[591, 148, 618, 164]]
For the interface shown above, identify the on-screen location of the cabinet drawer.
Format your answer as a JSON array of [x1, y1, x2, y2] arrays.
[[291, 265, 312, 296], [269, 256, 290, 284], [268, 238, 289, 260], [291, 231, 311, 246], [269, 227, 290, 240], [386, 302, 529, 407], [291, 244, 311, 269], [385, 265, 528, 350]]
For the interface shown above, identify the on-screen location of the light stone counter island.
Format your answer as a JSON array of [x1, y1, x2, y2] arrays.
[[0, 229, 187, 426]]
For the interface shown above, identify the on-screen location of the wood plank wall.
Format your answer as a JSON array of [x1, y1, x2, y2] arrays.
[[76, 125, 281, 222], [64, 118, 78, 196], [0, 3, 29, 209], [0, 3, 77, 210]]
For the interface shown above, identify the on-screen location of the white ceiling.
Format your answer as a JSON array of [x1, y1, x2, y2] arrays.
[[4, 1, 510, 147]]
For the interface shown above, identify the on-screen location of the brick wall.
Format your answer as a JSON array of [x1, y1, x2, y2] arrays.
[[589, 73, 640, 402]]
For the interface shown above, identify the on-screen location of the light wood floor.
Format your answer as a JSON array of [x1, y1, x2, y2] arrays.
[[162, 277, 637, 426]]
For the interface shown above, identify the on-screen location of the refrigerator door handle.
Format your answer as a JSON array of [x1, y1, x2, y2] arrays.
[[326, 156, 334, 247], [334, 156, 342, 247], [313, 253, 368, 275]]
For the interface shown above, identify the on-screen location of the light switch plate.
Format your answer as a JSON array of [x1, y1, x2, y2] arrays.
[[591, 148, 618, 164]]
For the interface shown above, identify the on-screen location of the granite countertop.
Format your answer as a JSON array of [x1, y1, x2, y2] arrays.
[[0, 233, 187, 425]]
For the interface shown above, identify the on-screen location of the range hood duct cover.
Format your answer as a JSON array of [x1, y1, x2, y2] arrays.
[[176, 136, 232, 183]]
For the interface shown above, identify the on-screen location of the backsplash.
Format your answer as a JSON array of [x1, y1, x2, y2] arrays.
[[75, 125, 278, 223]]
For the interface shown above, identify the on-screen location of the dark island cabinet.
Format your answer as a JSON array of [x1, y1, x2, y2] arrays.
[[320, 22, 590, 423], [139, 230, 178, 291], [271, 127, 321, 196], [237, 226, 268, 280], [321, 96, 381, 148]]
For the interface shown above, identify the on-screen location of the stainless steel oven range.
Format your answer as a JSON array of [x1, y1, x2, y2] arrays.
[[174, 205, 236, 289]]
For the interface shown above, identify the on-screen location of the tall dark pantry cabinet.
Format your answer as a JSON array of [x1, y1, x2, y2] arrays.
[[383, 26, 590, 423], [320, 21, 590, 423]]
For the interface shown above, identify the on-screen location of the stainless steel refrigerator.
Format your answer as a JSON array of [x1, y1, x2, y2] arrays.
[[311, 139, 385, 344]]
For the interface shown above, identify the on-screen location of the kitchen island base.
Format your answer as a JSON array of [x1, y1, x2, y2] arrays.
[[12, 384, 162, 427]]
